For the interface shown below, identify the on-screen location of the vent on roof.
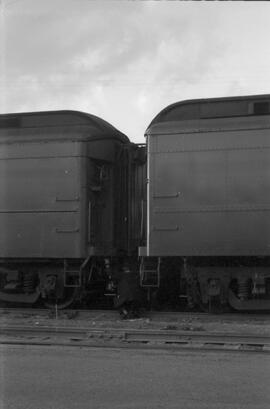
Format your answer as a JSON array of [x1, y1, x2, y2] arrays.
[[0, 117, 21, 129], [253, 101, 270, 115]]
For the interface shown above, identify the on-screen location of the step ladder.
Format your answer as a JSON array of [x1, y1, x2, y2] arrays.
[[140, 257, 161, 288], [64, 262, 82, 288]]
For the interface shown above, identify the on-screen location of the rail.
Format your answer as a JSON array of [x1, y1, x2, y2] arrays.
[[0, 325, 269, 353], [1, 307, 270, 322]]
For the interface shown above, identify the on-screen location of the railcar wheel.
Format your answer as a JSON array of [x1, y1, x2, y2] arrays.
[[43, 287, 78, 309]]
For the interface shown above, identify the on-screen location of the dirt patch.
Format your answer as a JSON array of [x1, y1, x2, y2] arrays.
[[1, 310, 270, 336]]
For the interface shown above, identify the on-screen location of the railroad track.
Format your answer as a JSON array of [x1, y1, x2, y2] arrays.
[[1, 307, 270, 322], [0, 324, 269, 353]]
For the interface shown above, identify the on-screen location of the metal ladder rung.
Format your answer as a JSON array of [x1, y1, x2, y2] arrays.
[[140, 257, 161, 288]]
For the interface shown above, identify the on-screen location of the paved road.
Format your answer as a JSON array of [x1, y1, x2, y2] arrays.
[[1, 344, 269, 409]]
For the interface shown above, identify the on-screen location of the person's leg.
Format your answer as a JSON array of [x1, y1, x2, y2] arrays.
[[119, 303, 129, 319]]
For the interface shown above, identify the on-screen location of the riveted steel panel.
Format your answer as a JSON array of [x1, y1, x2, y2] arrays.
[[0, 152, 83, 258], [0, 111, 129, 260], [147, 117, 270, 256], [0, 212, 81, 258]]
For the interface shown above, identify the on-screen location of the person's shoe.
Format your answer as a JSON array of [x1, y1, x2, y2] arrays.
[[120, 308, 129, 319]]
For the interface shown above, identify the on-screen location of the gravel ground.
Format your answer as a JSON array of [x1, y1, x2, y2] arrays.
[[1, 309, 270, 335], [2, 344, 270, 409]]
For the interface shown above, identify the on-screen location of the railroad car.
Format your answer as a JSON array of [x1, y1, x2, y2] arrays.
[[139, 94, 270, 311], [1, 94, 270, 312], [0, 110, 146, 308]]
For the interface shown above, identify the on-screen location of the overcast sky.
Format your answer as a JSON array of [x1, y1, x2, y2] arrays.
[[1, 0, 270, 142]]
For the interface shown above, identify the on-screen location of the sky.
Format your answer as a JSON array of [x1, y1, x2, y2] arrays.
[[1, 0, 270, 142]]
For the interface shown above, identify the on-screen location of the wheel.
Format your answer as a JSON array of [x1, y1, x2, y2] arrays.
[[43, 287, 78, 309]]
